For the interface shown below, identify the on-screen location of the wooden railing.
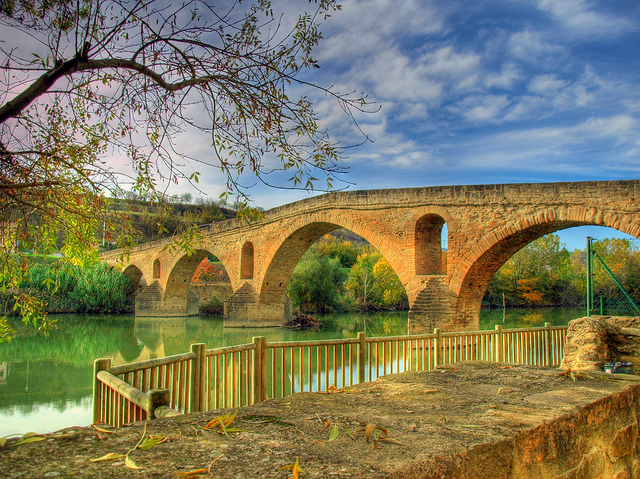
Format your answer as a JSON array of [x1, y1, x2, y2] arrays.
[[93, 323, 568, 427]]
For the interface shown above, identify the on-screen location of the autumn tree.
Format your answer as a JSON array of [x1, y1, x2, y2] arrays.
[[0, 0, 371, 338]]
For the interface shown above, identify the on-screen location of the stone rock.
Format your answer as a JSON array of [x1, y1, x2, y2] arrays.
[[561, 317, 610, 371], [562, 316, 640, 372]]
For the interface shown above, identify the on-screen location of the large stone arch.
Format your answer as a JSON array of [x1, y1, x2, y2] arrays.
[[450, 206, 640, 329], [258, 213, 410, 306]]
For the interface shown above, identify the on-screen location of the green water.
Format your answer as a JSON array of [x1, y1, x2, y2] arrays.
[[0, 308, 582, 437]]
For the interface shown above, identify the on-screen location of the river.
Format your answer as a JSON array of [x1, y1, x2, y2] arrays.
[[0, 307, 583, 438]]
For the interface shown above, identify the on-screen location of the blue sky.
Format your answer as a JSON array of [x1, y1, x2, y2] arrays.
[[182, 0, 640, 249]]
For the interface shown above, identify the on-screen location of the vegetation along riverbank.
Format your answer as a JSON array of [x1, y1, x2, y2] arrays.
[[4, 231, 640, 322]]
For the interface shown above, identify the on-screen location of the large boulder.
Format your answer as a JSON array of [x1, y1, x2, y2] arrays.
[[562, 316, 640, 372], [561, 317, 611, 371]]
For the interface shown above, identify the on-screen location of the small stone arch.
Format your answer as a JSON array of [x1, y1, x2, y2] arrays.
[[122, 264, 146, 294], [415, 214, 446, 275], [153, 259, 161, 279], [241, 242, 254, 279]]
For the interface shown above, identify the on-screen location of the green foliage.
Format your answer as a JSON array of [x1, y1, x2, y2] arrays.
[[288, 254, 348, 313], [287, 238, 408, 314], [316, 235, 359, 267], [5, 261, 132, 317], [68, 263, 131, 313], [590, 238, 640, 314]]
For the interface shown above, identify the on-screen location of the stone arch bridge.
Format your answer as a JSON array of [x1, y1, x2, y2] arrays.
[[101, 180, 640, 332]]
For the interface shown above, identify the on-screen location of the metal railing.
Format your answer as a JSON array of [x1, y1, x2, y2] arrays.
[[93, 323, 568, 427]]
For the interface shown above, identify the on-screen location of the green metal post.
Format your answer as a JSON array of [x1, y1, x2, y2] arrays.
[[586, 237, 593, 317]]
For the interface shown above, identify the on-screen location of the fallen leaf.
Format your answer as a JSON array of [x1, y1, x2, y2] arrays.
[[327, 425, 339, 442], [341, 424, 356, 441], [94, 425, 116, 434], [91, 452, 126, 462], [209, 454, 224, 468], [138, 435, 167, 450], [281, 457, 303, 479], [125, 455, 143, 470], [12, 434, 45, 447], [364, 423, 376, 442]]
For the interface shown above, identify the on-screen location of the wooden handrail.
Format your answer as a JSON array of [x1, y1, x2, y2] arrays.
[[110, 351, 197, 376], [205, 343, 256, 355]]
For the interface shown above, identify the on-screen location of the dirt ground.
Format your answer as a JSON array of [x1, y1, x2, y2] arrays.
[[1, 362, 636, 478]]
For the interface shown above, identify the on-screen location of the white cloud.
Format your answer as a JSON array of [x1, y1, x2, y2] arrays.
[[533, 0, 634, 36], [528, 74, 567, 95], [507, 29, 566, 62], [451, 95, 511, 122], [484, 63, 522, 90], [316, 0, 447, 65]]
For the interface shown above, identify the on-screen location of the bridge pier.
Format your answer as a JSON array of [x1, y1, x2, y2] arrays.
[[223, 283, 292, 327], [135, 281, 200, 317], [408, 277, 478, 333]]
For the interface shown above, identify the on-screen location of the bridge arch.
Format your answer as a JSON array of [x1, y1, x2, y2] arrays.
[[160, 248, 234, 315], [450, 206, 640, 328], [259, 215, 409, 307], [122, 264, 146, 292]]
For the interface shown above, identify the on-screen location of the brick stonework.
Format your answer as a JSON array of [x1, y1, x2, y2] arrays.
[[102, 180, 640, 331]]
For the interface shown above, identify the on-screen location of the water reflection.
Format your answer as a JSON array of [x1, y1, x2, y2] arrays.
[[0, 308, 579, 437]]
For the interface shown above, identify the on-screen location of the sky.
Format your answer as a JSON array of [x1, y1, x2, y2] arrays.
[[6, 0, 639, 251], [202, 0, 639, 250]]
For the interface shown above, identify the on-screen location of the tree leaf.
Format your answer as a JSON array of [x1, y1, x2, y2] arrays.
[[125, 455, 143, 470], [90, 452, 126, 462], [0, 437, 6, 448], [12, 435, 45, 447], [327, 424, 339, 442], [138, 435, 167, 450]]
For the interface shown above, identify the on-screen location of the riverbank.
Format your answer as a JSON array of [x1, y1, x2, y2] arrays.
[[2, 362, 638, 478]]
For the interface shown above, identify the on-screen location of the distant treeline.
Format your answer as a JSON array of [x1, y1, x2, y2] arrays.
[[104, 195, 237, 247], [483, 235, 640, 309]]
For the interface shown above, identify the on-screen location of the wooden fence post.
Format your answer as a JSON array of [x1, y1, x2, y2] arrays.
[[92, 358, 111, 424], [253, 336, 267, 404], [434, 328, 442, 367], [544, 322, 552, 366], [495, 325, 503, 363], [190, 343, 207, 413], [357, 332, 366, 384]]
